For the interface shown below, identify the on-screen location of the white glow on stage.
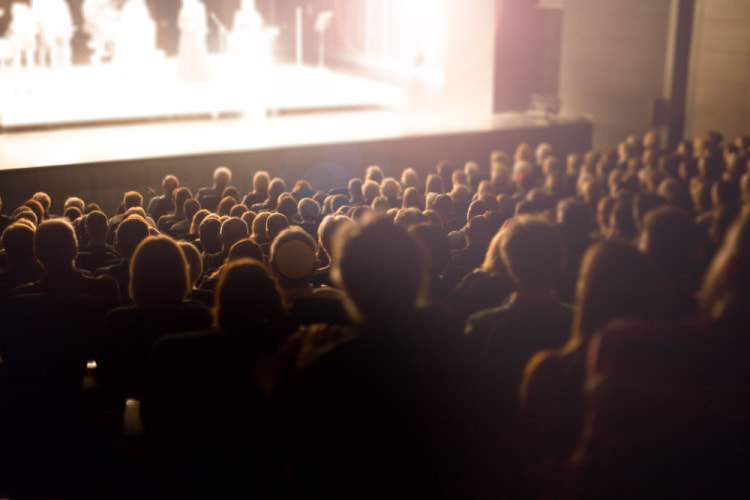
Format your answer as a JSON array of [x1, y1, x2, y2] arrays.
[[0, 57, 403, 129]]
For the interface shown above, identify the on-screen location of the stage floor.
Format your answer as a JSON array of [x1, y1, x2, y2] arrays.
[[0, 109, 574, 172], [0, 56, 403, 130]]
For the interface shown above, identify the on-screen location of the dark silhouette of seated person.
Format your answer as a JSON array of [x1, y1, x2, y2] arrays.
[[157, 186, 192, 234], [298, 197, 321, 240], [97, 236, 212, 400], [146, 174, 179, 222], [261, 212, 288, 256], [0, 222, 43, 298], [570, 204, 750, 500], [202, 216, 249, 274], [76, 211, 118, 273], [251, 177, 286, 213], [464, 215, 574, 413], [288, 219, 495, 497], [167, 198, 200, 238], [312, 214, 353, 287], [95, 216, 150, 303], [199, 238, 263, 292], [270, 227, 349, 328], [520, 241, 654, 464], [3, 219, 120, 404], [196, 166, 232, 212], [143, 259, 289, 495], [108, 191, 148, 243], [455, 228, 515, 319], [242, 170, 270, 207]]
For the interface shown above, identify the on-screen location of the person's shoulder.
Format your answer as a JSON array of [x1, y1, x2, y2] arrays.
[[465, 302, 512, 335]]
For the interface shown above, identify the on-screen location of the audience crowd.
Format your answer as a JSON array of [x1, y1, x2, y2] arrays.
[[0, 128, 749, 498]]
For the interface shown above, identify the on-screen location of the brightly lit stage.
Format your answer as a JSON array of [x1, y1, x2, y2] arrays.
[[0, 56, 402, 130], [0, 106, 592, 215]]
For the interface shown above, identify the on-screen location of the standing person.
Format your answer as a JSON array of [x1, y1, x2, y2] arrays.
[[9, 3, 38, 70], [34, 0, 74, 68], [177, 0, 209, 82]]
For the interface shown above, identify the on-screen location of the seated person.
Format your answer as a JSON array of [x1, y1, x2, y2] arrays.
[[97, 236, 212, 399]]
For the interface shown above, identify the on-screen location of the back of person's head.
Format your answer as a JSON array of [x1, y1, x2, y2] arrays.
[[298, 198, 321, 222], [466, 214, 493, 249], [130, 236, 190, 307], [123, 191, 143, 209], [332, 218, 426, 320], [190, 209, 210, 235], [199, 216, 223, 254], [64, 196, 85, 213], [228, 238, 263, 262], [362, 180, 381, 204], [64, 207, 82, 222], [213, 166, 232, 188], [214, 258, 287, 334], [394, 207, 429, 229], [222, 186, 241, 203], [348, 178, 364, 201], [162, 174, 179, 193], [173, 187, 192, 213], [467, 199, 489, 220], [23, 199, 45, 224], [402, 186, 422, 210], [330, 194, 348, 213], [217, 196, 237, 216], [220, 217, 249, 252], [183, 199, 201, 222], [365, 165, 385, 184], [432, 193, 453, 220], [85, 210, 109, 240], [409, 222, 451, 278], [13, 206, 37, 226], [501, 215, 564, 289], [241, 210, 257, 232], [380, 177, 402, 203], [2, 222, 35, 264], [34, 219, 78, 271], [640, 206, 699, 281], [84, 202, 100, 214], [371, 196, 389, 213], [425, 173, 444, 195], [31, 192, 51, 216], [400, 167, 419, 190], [318, 214, 354, 260], [277, 193, 299, 220], [178, 241, 203, 287], [452, 169, 469, 188], [573, 240, 653, 340], [292, 180, 314, 200], [253, 171, 270, 193], [266, 213, 289, 243], [268, 177, 286, 200], [270, 227, 318, 286], [115, 216, 150, 259], [251, 212, 271, 243]]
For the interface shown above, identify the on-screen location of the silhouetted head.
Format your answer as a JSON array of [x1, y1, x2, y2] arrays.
[[333, 218, 426, 321], [129, 236, 190, 307]]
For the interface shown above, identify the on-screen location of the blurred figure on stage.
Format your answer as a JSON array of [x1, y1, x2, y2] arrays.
[[34, 0, 74, 68], [82, 0, 120, 63], [8, 3, 38, 70], [115, 0, 157, 68], [177, 0, 209, 82], [230, 0, 266, 65]]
